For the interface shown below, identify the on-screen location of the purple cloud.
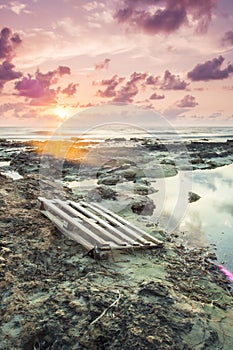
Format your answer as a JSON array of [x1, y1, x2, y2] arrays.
[[146, 75, 159, 85], [112, 72, 147, 103], [62, 82, 79, 96], [95, 75, 125, 98], [96, 72, 147, 103], [221, 31, 233, 46], [176, 95, 198, 108], [0, 61, 22, 90], [15, 66, 71, 105], [150, 92, 165, 100], [0, 27, 22, 61], [115, 0, 217, 35], [187, 56, 233, 81], [160, 70, 188, 90], [95, 58, 111, 71]]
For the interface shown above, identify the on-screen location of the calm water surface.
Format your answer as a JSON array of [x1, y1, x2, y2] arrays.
[[151, 164, 233, 271]]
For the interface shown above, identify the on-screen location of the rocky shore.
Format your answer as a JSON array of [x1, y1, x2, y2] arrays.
[[1, 138, 233, 349]]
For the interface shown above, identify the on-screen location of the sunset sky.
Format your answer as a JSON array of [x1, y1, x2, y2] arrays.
[[0, 0, 233, 127]]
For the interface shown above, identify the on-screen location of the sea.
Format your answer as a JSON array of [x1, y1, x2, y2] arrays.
[[1, 126, 233, 272], [1, 125, 233, 142]]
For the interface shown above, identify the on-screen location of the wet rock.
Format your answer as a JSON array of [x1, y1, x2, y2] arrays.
[[87, 185, 117, 201], [97, 175, 122, 186], [131, 196, 155, 215], [191, 157, 204, 165], [161, 159, 176, 166], [188, 191, 201, 203], [134, 183, 155, 195]]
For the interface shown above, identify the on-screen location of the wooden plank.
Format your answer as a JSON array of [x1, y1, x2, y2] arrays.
[[89, 201, 163, 246], [55, 199, 131, 247], [80, 201, 155, 246], [39, 197, 108, 247], [41, 210, 94, 250], [69, 201, 142, 247]]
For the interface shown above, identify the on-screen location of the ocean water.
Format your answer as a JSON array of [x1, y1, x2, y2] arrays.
[[1, 126, 233, 142]]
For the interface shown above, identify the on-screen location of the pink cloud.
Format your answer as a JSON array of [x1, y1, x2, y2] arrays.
[[96, 72, 147, 103], [115, 0, 217, 35], [112, 72, 147, 103], [187, 56, 233, 81], [0, 60, 22, 90], [160, 70, 188, 90], [15, 65, 71, 105], [150, 92, 165, 100], [221, 30, 233, 46], [145, 71, 188, 90], [62, 82, 79, 96], [95, 75, 125, 98], [0, 27, 22, 61], [95, 58, 111, 71], [176, 95, 198, 108], [146, 75, 159, 85]]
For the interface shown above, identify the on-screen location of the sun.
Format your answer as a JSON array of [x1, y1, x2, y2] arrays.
[[55, 107, 68, 120]]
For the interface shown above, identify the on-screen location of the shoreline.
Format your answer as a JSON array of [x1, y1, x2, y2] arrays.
[[1, 138, 233, 349]]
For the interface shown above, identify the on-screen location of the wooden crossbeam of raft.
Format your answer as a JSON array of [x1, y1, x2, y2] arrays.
[[38, 197, 163, 259]]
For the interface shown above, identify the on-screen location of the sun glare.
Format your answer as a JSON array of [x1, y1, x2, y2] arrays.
[[55, 107, 68, 120]]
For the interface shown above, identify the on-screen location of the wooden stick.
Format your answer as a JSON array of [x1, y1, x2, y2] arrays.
[[90, 291, 121, 326]]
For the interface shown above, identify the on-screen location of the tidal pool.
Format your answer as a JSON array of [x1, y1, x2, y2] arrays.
[[151, 164, 233, 271]]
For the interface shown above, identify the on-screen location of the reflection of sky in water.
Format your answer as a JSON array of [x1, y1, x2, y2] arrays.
[[151, 164, 233, 271]]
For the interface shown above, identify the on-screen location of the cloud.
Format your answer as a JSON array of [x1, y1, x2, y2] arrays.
[[62, 82, 79, 96], [0, 60, 22, 90], [176, 95, 198, 108], [0, 27, 22, 61], [145, 71, 188, 90], [95, 70, 188, 103], [0, 102, 24, 114], [150, 92, 165, 100], [187, 56, 233, 81], [0, 1, 29, 15], [95, 58, 111, 71], [223, 86, 233, 91], [80, 102, 99, 108], [15, 65, 71, 105], [221, 30, 233, 46], [115, 0, 217, 35], [95, 75, 125, 98], [146, 75, 159, 85], [96, 72, 147, 103], [0, 27, 23, 90], [160, 70, 188, 90], [112, 72, 147, 103]]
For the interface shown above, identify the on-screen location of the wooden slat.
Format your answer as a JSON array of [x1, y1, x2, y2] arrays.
[[80, 201, 154, 246], [39, 197, 108, 247], [69, 201, 141, 247], [38, 197, 163, 258], [89, 201, 163, 246], [55, 199, 131, 247], [41, 210, 93, 250]]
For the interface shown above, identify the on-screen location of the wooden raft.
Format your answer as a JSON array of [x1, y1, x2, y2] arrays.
[[38, 197, 163, 259]]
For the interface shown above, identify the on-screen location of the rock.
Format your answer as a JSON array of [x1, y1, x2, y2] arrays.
[[188, 191, 201, 203], [131, 196, 155, 215], [97, 175, 121, 186], [191, 158, 204, 165], [87, 185, 117, 201], [122, 168, 137, 181], [161, 159, 176, 166], [134, 183, 155, 195]]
